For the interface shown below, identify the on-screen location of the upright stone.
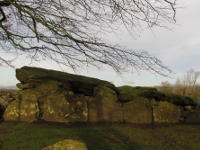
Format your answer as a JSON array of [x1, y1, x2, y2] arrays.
[[123, 98, 153, 124], [3, 90, 40, 123], [88, 86, 123, 123], [19, 99, 39, 122], [40, 92, 71, 123], [184, 108, 200, 123], [65, 94, 88, 123], [18, 90, 40, 122], [153, 101, 181, 123], [3, 100, 20, 121]]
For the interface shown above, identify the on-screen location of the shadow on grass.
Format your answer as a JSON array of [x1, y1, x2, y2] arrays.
[[70, 125, 141, 150], [2, 122, 200, 150], [0, 122, 141, 150]]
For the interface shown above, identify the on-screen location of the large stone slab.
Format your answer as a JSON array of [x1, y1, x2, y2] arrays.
[[39, 90, 88, 123], [16, 66, 118, 96]]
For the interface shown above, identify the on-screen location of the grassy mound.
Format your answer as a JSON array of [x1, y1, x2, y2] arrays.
[[0, 122, 200, 150], [118, 86, 197, 106]]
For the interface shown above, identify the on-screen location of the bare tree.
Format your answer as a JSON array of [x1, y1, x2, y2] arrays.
[[160, 81, 172, 94], [0, 0, 176, 74], [174, 69, 200, 96], [184, 69, 200, 87]]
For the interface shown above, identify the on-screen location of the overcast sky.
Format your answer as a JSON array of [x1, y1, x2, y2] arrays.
[[0, 0, 200, 87]]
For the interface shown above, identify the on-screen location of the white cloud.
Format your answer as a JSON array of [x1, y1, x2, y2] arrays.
[[1, 0, 200, 87]]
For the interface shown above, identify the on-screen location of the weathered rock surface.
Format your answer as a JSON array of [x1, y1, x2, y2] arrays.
[[123, 98, 153, 124], [2, 66, 200, 124], [153, 101, 182, 123], [3, 89, 42, 122], [88, 86, 123, 123], [19, 99, 40, 122], [3, 100, 20, 121], [0, 90, 19, 120], [184, 108, 200, 123], [0, 90, 18, 107], [20, 89, 42, 102], [3, 99, 39, 123], [65, 94, 88, 123], [3, 89, 40, 122], [16, 83, 35, 90], [41, 92, 71, 123], [16, 66, 118, 96], [41, 139, 88, 150]]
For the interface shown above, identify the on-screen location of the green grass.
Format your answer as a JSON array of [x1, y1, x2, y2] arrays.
[[0, 122, 200, 150], [118, 86, 197, 106], [118, 86, 156, 95], [118, 86, 163, 103]]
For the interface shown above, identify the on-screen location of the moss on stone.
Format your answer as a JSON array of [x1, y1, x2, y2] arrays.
[[118, 86, 197, 107], [19, 89, 43, 102], [118, 86, 160, 102], [88, 86, 123, 123], [66, 94, 88, 123], [3, 98, 39, 123], [3, 100, 20, 121], [40, 92, 71, 123], [16, 66, 118, 96], [153, 101, 181, 123], [34, 80, 64, 95], [123, 98, 153, 124], [19, 99, 39, 122]]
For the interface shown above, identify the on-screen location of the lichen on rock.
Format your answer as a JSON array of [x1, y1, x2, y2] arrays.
[[19, 99, 40, 122], [16, 66, 118, 96], [65, 94, 88, 123], [123, 98, 153, 124], [2, 66, 199, 125], [3, 98, 40, 123], [40, 92, 71, 123], [88, 86, 123, 123], [3, 100, 20, 121], [153, 101, 182, 123]]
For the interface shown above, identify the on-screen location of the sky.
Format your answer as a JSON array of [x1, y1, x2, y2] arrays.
[[0, 0, 200, 87]]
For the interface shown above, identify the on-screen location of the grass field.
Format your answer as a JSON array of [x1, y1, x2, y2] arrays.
[[0, 122, 200, 150]]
